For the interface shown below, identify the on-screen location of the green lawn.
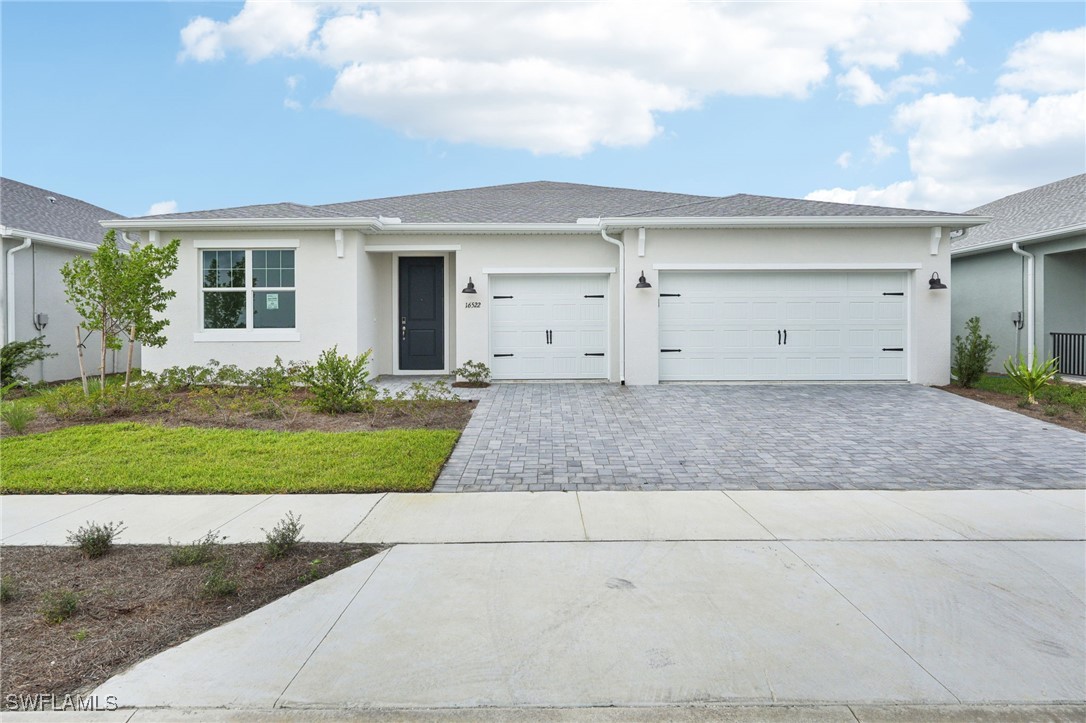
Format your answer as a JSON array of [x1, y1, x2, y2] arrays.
[[974, 374, 1086, 410], [0, 423, 460, 494]]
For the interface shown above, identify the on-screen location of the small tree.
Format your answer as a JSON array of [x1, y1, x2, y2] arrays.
[[61, 231, 180, 393], [951, 316, 996, 388]]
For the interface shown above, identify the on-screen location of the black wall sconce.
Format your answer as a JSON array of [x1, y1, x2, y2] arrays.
[[928, 272, 947, 290], [461, 277, 477, 294], [635, 270, 652, 289]]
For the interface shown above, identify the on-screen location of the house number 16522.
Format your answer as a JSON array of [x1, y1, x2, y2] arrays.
[[465, 301, 482, 309]]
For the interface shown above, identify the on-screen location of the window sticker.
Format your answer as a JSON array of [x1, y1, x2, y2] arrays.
[[266, 293, 279, 310]]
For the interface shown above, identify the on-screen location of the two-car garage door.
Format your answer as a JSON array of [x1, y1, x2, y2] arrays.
[[659, 271, 908, 381]]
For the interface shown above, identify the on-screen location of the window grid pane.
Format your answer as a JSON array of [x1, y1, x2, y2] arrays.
[[202, 250, 245, 289], [253, 250, 295, 288]]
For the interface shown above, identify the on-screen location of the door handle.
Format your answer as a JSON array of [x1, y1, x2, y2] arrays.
[[401, 317, 407, 341], [783, 329, 787, 345], [778, 330, 781, 345]]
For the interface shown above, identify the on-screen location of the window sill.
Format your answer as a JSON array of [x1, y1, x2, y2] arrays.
[[193, 330, 301, 343]]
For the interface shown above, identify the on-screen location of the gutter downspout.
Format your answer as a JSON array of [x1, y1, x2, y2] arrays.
[[600, 228, 625, 384], [6, 237, 33, 344], [1011, 242, 1035, 359]]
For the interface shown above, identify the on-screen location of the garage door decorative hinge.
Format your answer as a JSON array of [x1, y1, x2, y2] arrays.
[[660, 293, 681, 297], [493, 353, 514, 357], [882, 292, 904, 296], [492, 295, 513, 299], [660, 348, 682, 353], [584, 353, 605, 357], [882, 348, 904, 352], [583, 294, 604, 298]]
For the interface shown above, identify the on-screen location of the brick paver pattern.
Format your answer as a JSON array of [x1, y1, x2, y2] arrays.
[[434, 383, 1086, 492]]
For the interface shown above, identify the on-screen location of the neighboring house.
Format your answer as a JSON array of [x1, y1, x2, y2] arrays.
[[104, 182, 984, 386], [0, 178, 136, 382], [951, 175, 1086, 377]]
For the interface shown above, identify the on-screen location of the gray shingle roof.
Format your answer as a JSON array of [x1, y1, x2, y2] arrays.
[[318, 181, 714, 223], [1, 178, 127, 247], [119, 181, 976, 225], [135, 201, 348, 221], [620, 193, 967, 218], [952, 174, 1086, 251]]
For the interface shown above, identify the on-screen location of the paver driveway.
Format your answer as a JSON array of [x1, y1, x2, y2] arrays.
[[435, 383, 1086, 492]]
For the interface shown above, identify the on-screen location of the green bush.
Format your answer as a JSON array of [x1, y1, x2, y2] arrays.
[[0, 336, 57, 386], [453, 360, 491, 385], [303, 347, 376, 414], [263, 511, 304, 560], [1, 400, 36, 434], [951, 316, 996, 388], [168, 530, 225, 567], [1003, 353, 1060, 404], [0, 575, 18, 604], [38, 382, 168, 421], [66, 520, 126, 559], [201, 560, 238, 597], [39, 589, 79, 624]]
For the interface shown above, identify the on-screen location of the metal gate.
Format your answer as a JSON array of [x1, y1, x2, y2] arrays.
[[1051, 332, 1086, 376]]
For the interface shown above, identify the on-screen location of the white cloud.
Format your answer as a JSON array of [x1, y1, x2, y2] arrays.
[[146, 200, 178, 216], [283, 98, 302, 111], [178, 0, 970, 155], [285, 74, 302, 91], [837, 67, 939, 106], [868, 134, 898, 161], [809, 88, 1086, 210], [998, 27, 1086, 94], [835, 151, 852, 169]]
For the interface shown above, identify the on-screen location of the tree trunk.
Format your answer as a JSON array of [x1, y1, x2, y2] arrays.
[[75, 325, 89, 395], [125, 325, 136, 392]]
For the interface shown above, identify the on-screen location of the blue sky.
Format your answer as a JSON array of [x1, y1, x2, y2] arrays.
[[2, 1, 1083, 217]]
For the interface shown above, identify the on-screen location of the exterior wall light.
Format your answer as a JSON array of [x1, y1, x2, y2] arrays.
[[928, 272, 947, 290], [635, 271, 652, 289], [461, 277, 477, 294]]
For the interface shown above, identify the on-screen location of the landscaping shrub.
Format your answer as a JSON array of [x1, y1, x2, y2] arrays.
[[0, 575, 18, 604], [453, 360, 491, 386], [66, 521, 126, 559], [1, 399, 36, 434], [168, 531, 225, 567], [951, 316, 996, 388], [263, 511, 304, 559], [303, 347, 376, 414], [298, 558, 325, 583], [0, 336, 57, 386], [39, 590, 79, 624], [201, 560, 238, 597], [1003, 353, 1060, 405], [38, 382, 168, 421]]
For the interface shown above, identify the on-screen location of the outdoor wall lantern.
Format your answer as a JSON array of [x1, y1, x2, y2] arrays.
[[928, 272, 948, 290], [461, 277, 477, 294], [635, 271, 652, 289]]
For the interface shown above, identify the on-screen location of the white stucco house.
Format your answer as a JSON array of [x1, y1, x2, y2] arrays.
[[1, 178, 136, 382], [951, 175, 1086, 377], [103, 182, 985, 386]]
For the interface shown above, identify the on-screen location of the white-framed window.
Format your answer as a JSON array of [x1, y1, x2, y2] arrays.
[[201, 249, 296, 330]]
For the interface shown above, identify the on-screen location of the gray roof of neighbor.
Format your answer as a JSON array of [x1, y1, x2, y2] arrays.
[[123, 181, 971, 224], [953, 174, 1086, 251], [1, 178, 127, 247]]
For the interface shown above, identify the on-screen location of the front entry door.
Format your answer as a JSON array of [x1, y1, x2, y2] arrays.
[[398, 257, 445, 370]]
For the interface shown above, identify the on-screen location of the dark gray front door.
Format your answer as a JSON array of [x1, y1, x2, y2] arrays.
[[398, 257, 444, 370]]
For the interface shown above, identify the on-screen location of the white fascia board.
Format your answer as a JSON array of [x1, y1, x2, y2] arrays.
[[482, 267, 616, 275], [194, 239, 300, 249], [373, 222, 597, 235], [102, 217, 382, 231], [600, 215, 989, 229], [1, 227, 98, 253], [950, 222, 1086, 257], [365, 244, 462, 252], [653, 262, 923, 271]]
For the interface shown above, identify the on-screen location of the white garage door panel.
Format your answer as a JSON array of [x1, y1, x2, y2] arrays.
[[490, 274, 608, 379], [659, 271, 908, 381]]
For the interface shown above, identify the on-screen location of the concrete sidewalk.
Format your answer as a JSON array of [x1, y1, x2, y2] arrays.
[[2, 489, 1084, 545]]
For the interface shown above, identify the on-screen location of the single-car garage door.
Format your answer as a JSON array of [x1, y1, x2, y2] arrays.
[[659, 271, 908, 381], [490, 274, 609, 379]]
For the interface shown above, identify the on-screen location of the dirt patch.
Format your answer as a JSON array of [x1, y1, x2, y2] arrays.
[[451, 381, 490, 389], [939, 385, 1086, 434], [0, 543, 382, 699]]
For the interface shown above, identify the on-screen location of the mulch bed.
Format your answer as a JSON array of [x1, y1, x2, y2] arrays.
[[939, 385, 1086, 433], [11, 391, 476, 436], [0, 543, 382, 699]]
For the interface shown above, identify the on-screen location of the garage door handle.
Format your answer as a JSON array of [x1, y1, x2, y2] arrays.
[[660, 293, 681, 297], [661, 349, 682, 353], [883, 292, 904, 296], [882, 347, 903, 352], [493, 353, 514, 358], [584, 353, 605, 357], [583, 294, 604, 298], [778, 330, 781, 345], [783, 329, 787, 345], [492, 295, 513, 299]]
